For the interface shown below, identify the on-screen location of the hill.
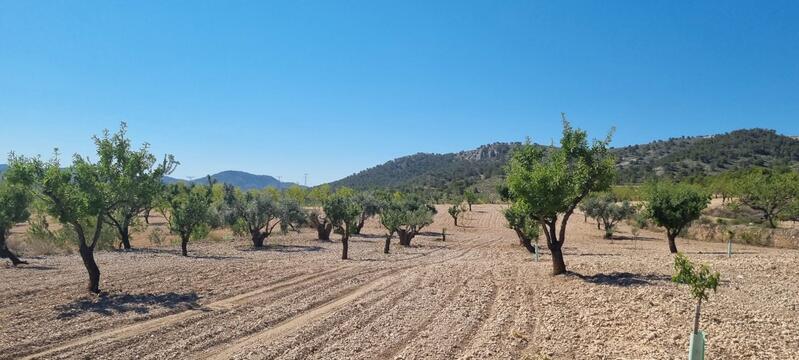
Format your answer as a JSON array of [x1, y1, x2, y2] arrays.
[[164, 170, 298, 190], [328, 129, 799, 194]]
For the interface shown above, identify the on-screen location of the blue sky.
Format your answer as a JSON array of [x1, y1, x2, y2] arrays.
[[1, 1, 797, 185]]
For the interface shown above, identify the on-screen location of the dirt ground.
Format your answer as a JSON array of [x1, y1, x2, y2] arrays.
[[1, 204, 798, 359]]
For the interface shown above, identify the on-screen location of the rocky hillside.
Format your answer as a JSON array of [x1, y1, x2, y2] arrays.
[[328, 129, 799, 192]]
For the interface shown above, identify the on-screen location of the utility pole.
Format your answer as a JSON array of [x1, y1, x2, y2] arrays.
[[304, 173, 308, 187]]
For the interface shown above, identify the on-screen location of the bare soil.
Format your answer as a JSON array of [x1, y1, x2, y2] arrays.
[[2, 205, 798, 359]]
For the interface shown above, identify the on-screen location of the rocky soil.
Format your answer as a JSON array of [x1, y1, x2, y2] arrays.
[[1, 205, 797, 359]]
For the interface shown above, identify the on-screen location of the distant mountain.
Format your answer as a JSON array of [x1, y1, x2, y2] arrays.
[[328, 129, 799, 193], [0, 164, 6, 173], [614, 129, 799, 182], [164, 170, 299, 190]]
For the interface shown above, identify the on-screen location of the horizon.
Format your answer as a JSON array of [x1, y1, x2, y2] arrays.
[[2, 1, 798, 185]]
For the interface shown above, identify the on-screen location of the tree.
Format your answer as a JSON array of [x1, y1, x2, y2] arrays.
[[352, 192, 382, 234], [503, 201, 539, 253], [10, 150, 117, 293], [448, 204, 462, 226], [672, 253, 720, 337], [384, 195, 436, 247], [581, 192, 637, 239], [505, 117, 615, 275], [221, 185, 281, 248], [323, 192, 361, 260], [0, 170, 32, 266], [307, 210, 334, 241], [463, 190, 477, 211], [380, 199, 403, 254], [160, 178, 214, 256], [96, 123, 178, 250], [644, 181, 710, 253], [735, 169, 799, 228]]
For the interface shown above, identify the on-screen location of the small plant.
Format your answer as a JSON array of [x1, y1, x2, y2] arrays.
[[441, 227, 447, 242], [672, 253, 721, 359], [448, 205, 462, 226]]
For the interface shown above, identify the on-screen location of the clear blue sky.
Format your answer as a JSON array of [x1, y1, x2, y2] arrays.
[[1, 1, 797, 185]]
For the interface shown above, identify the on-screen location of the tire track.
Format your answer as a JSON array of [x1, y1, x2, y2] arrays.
[[199, 236, 494, 359], [18, 266, 353, 360]]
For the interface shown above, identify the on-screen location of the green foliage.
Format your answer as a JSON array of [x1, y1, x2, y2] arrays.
[[323, 191, 361, 238], [734, 169, 799, 228], [672, 253, 721, 301], [222, 185, 281, 239], [352, 191, 383, 233], [581, 192, 637, 238], [505, 118, 615, 273], [94, 123, 178, 248], [0, 177, 32, 236], [447, 204, 462, 225], [380, 193, 437, 244], [463, 190, 478, 210], [160, 179, 214, 244], [308, 184, 332, 206], [615, 129, 799, 183], [644, 181, 710, 245], [503, 201, 540, 242]]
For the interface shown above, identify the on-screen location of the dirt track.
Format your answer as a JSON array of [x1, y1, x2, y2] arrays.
[[2, 205, 798, 359]]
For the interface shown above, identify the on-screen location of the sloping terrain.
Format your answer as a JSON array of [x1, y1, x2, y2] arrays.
[[328, 129, 799, 192], [2, 205, 797, 359], [163, 170, 299, 190]]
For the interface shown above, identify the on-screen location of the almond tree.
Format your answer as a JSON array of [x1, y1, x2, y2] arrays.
[[0, 168, 32, 266], [448, 204, 462, 226], [352, 192, 381, 234], [505, 117, 615, 275], [735, 169, 799, 228], [308, 210, 333, 240], [382, 195, 436, 247], [96, 123, 177, 250], [644, 181, 710, 253], [672, 253, 720, 354], [160, 178, 214, 256], [10, 151, 117, 293], [503, 201, 539, 253]]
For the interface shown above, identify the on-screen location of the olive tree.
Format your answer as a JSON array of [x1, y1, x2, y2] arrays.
[[582, 192, 637, 239], [221, 185, 281, 248], [503, 201, 539, 253], [160, 178, 214, 256], [10, 151, 117, 293], [323, 192, 361, 260], [307, 209, 334, 241], [96, 123, 178, 250], [0, 169, 32, 266], [735, 170, 799, 228], [383, 195, 436, 247], [352, 192, 382, 234], [644, 181, 710, 253], [506, 118, 615, 275]]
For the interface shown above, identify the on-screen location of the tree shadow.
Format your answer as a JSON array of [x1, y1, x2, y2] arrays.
[[688, 250, 757, 255], [56, 292, 199, 319], [190, 254, 244, 260], [6, 264, 57, 271], [610, 235, 659, 241], [239, 244, 324, 253], [569, 271, 670, 287], [353, 233, 385, 239]]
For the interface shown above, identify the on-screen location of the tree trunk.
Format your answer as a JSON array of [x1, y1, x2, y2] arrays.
[[0, 232, 28, 266], [384, 234, 391, 254], [316, 223, 332, 241], [668, 232, 678, 254], [468, 203, 472, 211], [341, 233, 349, 260], [693, 298, 702, 334], [78, 241, 101, 293], [454, 217, 458, 226], [398, 230, 414, 246], [767, 214, 777, 228], [550, 245, 566, 275], [120, 226, 132, 250], [181, 235, 189, 256], [251, 231, 266, 248], [144, 208, 151, 224], [514, 229, 535, 253]]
